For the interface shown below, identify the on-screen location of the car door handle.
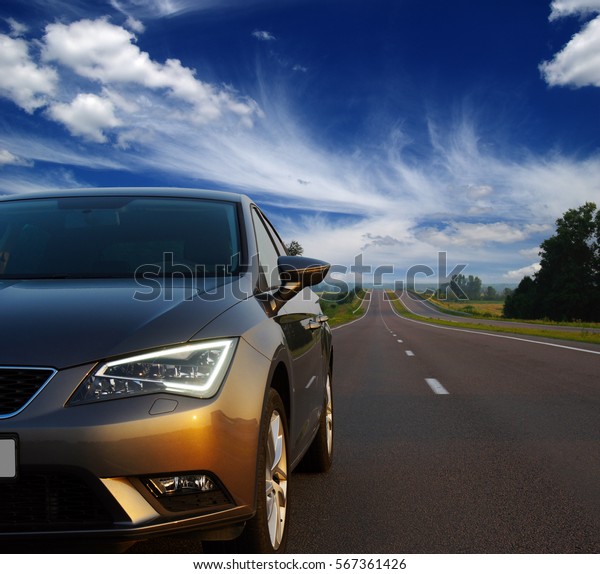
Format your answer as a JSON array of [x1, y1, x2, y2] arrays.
[[305, 319, 321, 330], [303, 315, 328, 330]]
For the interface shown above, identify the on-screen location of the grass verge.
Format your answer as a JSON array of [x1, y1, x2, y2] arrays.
[[387, 292, 600, 346], [319, 291, 367, 327], [428, 296, 600, 328]]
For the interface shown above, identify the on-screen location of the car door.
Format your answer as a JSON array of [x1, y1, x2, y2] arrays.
[[250, 208, 326, 457]]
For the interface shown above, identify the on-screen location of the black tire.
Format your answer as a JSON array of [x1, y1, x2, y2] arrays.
[[298, 371, 333, 473], [203, 389, 289, 553]]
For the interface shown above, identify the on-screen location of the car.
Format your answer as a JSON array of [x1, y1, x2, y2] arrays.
[[0, 188, 333, 553]]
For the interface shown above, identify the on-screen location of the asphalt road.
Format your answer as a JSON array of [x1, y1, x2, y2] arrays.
[[286, 289, 600, 553]]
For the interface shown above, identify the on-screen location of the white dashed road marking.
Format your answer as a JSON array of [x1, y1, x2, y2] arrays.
[[425, 378, 449, 395]]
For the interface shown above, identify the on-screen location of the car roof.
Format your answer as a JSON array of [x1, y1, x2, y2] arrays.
[[0, 187, 251, 205]]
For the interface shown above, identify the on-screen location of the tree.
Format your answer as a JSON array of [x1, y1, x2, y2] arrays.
[[535, 202, 599, 321], [484, 285, 497, 300], [286, 240, 304, 256], [449, 273, 482, 300], [503, 202, 600, 321], [503, 276, 539, 319], [448, 274, 467, 299], [466, 275, 482, 300]]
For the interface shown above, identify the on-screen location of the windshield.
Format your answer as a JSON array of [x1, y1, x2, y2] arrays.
[[0, 196, 242, 279]]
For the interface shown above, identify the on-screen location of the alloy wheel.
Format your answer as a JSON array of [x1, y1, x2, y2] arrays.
[[265, 410, 288, 550], [325, 374, 333, 456]]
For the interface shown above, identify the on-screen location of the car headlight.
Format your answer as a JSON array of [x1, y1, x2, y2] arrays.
[[69, 339, 237, 405]]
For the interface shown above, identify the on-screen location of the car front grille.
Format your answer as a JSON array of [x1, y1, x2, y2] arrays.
[[0, 472, 114, 532], [0, 367, 55, 417]]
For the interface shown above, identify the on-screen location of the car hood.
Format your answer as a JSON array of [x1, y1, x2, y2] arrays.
[[0, 277, 248, 369]]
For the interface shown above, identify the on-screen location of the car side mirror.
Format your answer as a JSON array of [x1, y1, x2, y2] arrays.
[[264, 256, 330, 315]]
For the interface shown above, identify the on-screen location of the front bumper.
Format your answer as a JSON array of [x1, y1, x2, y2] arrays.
[[0, 339, 269, 542]]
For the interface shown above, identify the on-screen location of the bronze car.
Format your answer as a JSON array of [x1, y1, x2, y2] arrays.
[[0, 188, 333, 552]]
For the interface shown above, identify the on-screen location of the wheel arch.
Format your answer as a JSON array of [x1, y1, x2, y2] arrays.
[[269, 361, 291, 425]]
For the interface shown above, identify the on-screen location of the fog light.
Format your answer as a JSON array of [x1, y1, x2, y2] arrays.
[[143, 472, 234, 514], [148, 474, 216, 496]]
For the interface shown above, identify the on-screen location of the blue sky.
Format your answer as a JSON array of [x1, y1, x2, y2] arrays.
[[1, 0, 600, 284]]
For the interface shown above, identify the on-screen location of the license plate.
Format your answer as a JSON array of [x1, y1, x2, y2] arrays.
[[0, 437, 17, 480]]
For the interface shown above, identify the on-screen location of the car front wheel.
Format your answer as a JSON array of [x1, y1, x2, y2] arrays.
[[245, 388, 290, 551], [204, 388, 289, 553]]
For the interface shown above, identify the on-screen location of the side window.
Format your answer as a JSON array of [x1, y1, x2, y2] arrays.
[[251, 208, 282, 290], [260, 212, 287, 255]]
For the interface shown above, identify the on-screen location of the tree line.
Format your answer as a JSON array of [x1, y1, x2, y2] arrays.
[[504, 202, 600, 322], [439, 274, 509, 301]]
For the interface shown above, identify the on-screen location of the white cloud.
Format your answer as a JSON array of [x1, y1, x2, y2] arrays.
[[541, 1, 600, 88], [0, 34, 57, 113], [506, 153, 600, 216], [252, 30, 276, 41], [519, 246, 541, 258], [0, 132, 126, 171], [0, 167, 88, 195], [416, 222, 549, 247], [48, 93, 122, 143], [465, 184, 493, 200], [0, 149, 33, 167], [110, 0, 182, 19], [110, 0, 275, 19], [540, 15, 600, 87], [5, 18, 28, 37], [362, 233, 406, 248], [41, 18, 260, 125], [125, 16, 145, 33], [548, 0, 600, 20], [504, 262, 541, 281]]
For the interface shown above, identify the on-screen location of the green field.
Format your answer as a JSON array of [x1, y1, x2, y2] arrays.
[[430, 298, 505, 318]]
